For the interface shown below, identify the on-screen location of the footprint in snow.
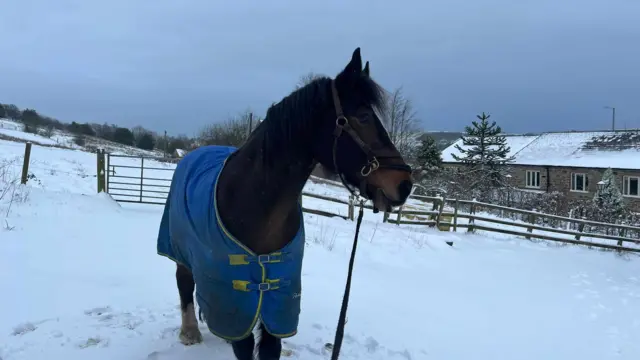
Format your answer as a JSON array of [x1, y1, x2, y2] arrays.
[[11, 322, 37, 336], [84, 306, 112, 316], [77, 336, 109, 349]]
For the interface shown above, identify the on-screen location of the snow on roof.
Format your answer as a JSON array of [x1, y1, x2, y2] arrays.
[[441, 134, 539, 162], [443, 130, 640, 170]]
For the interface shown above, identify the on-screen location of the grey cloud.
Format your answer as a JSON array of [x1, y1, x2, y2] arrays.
[[1, 0, 638, 135]]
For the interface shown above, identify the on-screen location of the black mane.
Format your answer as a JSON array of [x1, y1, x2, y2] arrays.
[[247, 74, 388, 157]]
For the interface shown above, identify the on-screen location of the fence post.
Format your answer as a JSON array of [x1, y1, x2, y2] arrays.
[[526, 209, 536, 240], [618, 225, 627, 247], [105, 153, 110, 192], [140, 157, 145, 202], [348, 195, 354, 221], [467, 200, 476, 233], [395, 205, 404, 226], [20, 142, 32, 184], [383, 211, 389, 223], [453, 199, 459, 232], [575, 220, 585, 241], [435, 198, 444, 229], [616, 223, 625, 247], [96, 149, 106, 193]]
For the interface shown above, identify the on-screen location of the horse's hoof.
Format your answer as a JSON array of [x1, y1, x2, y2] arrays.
[[179, 327, 203, 345]]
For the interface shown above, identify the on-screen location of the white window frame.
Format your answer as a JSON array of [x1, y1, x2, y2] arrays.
[[525, 170, 541, 188], [571, 173, 588, 192], [622, 176, 640, 197]]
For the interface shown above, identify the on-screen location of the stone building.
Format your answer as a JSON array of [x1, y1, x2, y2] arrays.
[[441, 130, 640, 212]]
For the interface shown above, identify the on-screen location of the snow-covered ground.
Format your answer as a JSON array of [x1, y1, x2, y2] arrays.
[[0, 118, 164, 157], [3, 138, 640, 359], [0, 119, 76, 148]]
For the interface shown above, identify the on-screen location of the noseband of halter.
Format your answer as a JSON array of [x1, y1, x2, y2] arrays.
[[330, 80, 412, 199]]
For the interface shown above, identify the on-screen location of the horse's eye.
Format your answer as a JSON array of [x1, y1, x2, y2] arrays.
[[359, 113, 371, 123]]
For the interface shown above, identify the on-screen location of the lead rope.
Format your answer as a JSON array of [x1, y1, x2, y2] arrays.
[[330, 200, 365, 360]]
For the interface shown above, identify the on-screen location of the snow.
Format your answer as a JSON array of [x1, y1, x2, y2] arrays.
[[514, 131, 640, 169], [441, 134, 539, 162], [0, 119, 21, 131], [443, 131, 640, 169], [1, 118, 77, 147], [3, 139, 640, 359]]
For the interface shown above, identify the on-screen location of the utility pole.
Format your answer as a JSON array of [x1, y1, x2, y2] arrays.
[[164, 130, 168, 157], [604, 106, 616, 131]]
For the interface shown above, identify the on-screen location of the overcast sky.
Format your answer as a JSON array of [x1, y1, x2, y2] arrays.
[[1, 0, 639, 136]]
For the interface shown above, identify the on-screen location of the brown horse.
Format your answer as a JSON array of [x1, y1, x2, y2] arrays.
[[157, 47, 413, 360]]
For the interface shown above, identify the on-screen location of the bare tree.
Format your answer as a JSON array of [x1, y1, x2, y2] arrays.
[[131, 125, 152, 142], [294, 72, 325, 90], [42, 124, 55, 138], [197, 109, 256, 147], [383, 87, 420, 160]]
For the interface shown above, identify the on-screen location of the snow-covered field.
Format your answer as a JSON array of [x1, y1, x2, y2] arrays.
[[3, 131, 640, 359], [0, 119, 76, 148]]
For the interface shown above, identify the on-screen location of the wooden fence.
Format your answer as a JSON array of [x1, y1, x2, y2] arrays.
[[94, 150, 640, 253], [385, 195, 640, 253], [298, 191, 640, 253]]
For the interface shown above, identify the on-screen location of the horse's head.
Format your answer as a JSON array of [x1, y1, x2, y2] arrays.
[[312, 47, 413, 212]]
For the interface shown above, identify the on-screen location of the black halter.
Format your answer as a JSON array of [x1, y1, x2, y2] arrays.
[[330, 80, 412, 198]]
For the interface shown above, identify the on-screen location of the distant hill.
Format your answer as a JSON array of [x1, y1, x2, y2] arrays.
[[420, 131, 463, 150]]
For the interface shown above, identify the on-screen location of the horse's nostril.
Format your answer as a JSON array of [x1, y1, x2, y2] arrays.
[[397, 180, 413, 200]]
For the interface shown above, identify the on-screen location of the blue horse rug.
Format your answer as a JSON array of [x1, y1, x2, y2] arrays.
[[156, 145, 305, 341]]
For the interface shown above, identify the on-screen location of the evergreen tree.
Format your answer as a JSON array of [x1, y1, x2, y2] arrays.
[[2, 104, 21, 119], [452, 112, 513, 165], [415, 136, 442, 172], [452, 112, 514, 187], [67, 121, 95, 136], [136, 132, 155, 150], [21, 109, 42, 130], [592, 167, 626, 222], [113, 127, 135, 146], [0, 104, 6, 118]]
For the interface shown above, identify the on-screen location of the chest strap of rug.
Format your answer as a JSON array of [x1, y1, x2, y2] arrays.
[[232, 278, 292, 292], [228, 252, 293, 266]]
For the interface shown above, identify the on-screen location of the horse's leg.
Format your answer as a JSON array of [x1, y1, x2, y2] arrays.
[[257, 323, 282, 360], [231, 334, 256, 360], [176, 264, 203, 345]]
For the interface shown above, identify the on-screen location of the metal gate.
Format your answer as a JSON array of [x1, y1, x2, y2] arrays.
[[103, 153, 352, 220], [106, 153, 178, 205]]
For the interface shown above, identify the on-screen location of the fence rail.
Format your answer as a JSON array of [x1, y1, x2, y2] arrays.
[[384, 195, 640, 253], [98, 152, 640, 253]]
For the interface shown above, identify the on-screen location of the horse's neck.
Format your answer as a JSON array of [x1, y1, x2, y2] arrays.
[[216, 138, 314, 254]]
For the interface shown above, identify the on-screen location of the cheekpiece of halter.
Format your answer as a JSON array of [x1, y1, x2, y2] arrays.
[[331, 80, 384, 201]]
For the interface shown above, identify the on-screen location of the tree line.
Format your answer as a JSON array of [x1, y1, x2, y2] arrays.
[[1, 73, 440, 165], [0, 102, 193, 155]]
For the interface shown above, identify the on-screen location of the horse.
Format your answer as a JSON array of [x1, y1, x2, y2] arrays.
[[156, 47, 413, 360]]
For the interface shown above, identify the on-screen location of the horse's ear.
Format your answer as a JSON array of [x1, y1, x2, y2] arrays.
[[344, 47, 362, 75], [363, 61, 370, 77]]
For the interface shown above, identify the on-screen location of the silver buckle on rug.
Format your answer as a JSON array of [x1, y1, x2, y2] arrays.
[[258, 283, 271, 291], [258, 254, 272, 263]]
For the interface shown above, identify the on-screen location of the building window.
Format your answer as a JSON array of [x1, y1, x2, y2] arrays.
[[571, 173, 588, 192], [525, 170, 540, 188], [623, 176, 639, 197]]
